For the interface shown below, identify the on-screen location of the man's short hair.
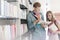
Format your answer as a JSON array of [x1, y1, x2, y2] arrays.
[[33, 2, 41, 8]]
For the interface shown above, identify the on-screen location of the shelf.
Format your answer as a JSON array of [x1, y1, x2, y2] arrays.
[[21, 19, 27, 24], [0, 16, 19, 20], [5, 0, 17, 2], [20, 4, 28, 10]]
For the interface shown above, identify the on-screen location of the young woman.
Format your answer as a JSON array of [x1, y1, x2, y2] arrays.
[[46, 11, 59, 40]]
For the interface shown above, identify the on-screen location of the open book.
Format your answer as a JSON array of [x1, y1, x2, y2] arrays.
[[38, 21, 58, 32], [38, 20, 51, 25]]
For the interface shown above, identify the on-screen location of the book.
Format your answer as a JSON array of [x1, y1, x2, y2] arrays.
[[4, 1, 10, 16], [0, 26, 3, 40], [11, 24, 16, 40], [4, 25, 11, 40]]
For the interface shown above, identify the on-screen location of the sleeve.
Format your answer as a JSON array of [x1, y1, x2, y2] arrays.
[[40, 13, 44, 20], [42, 15, 44, 20], [27, 13, 36, 31]]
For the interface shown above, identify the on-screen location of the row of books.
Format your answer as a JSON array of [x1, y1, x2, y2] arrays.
[[0, 24, 16, 40], [4, 1, 27, 19], [4, 1, 18, 17]]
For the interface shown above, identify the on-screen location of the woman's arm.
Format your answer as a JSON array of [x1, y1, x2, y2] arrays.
[[54, 20, 60, 31]]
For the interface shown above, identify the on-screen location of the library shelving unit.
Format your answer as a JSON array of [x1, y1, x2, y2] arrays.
[[0, 0, 21, 40], [17, 0, 33, 40], [0, 0, 34, 40]]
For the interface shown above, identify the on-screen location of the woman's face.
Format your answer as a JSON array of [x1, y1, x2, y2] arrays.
[[47, 13, 53, 21]]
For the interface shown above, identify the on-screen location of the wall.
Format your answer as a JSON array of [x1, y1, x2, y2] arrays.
[[50, 0, 60, 13]]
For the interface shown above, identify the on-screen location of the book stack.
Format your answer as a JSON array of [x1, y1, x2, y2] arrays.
[[1, 0, 5, 16], [20, 10, 26, 19], [4, 1, 18, 18], [10, 24, 16, 40], [0, 24, 16, 40], [0, 0, 1, 15], [13, 5, 18, 17], [4, 25, 11, 40], [4, 1, 10, 16], [0, 26, 4, 40]]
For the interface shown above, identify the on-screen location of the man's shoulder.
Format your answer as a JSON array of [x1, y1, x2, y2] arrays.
[[27, 11, 33, 15]]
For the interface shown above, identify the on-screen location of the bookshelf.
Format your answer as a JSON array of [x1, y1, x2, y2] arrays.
[[0, 16, 19, 20], [0, 0, 20, 40], [5, 0, 17, 2], [0, 0, 32, 40]]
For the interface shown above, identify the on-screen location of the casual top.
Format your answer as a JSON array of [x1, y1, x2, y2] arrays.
[[27, 11, 46, 40]]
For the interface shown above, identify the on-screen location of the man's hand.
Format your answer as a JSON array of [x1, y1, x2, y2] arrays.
[[40, 22, 47, 28], [35, 14, 41, 21], [34, 20, 39, 25]]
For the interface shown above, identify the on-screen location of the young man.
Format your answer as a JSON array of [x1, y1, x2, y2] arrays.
[[27, 2, 46, 40]]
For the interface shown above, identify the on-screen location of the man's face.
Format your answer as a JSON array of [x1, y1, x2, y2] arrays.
[[35, 7, 40, 13]]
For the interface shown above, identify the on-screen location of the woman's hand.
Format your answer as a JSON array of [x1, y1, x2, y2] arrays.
[[56, 31, 60, 34]]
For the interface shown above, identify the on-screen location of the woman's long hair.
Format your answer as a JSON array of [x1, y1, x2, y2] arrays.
[[46, 11, 54, 22], [46, 11, 58, 28]]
